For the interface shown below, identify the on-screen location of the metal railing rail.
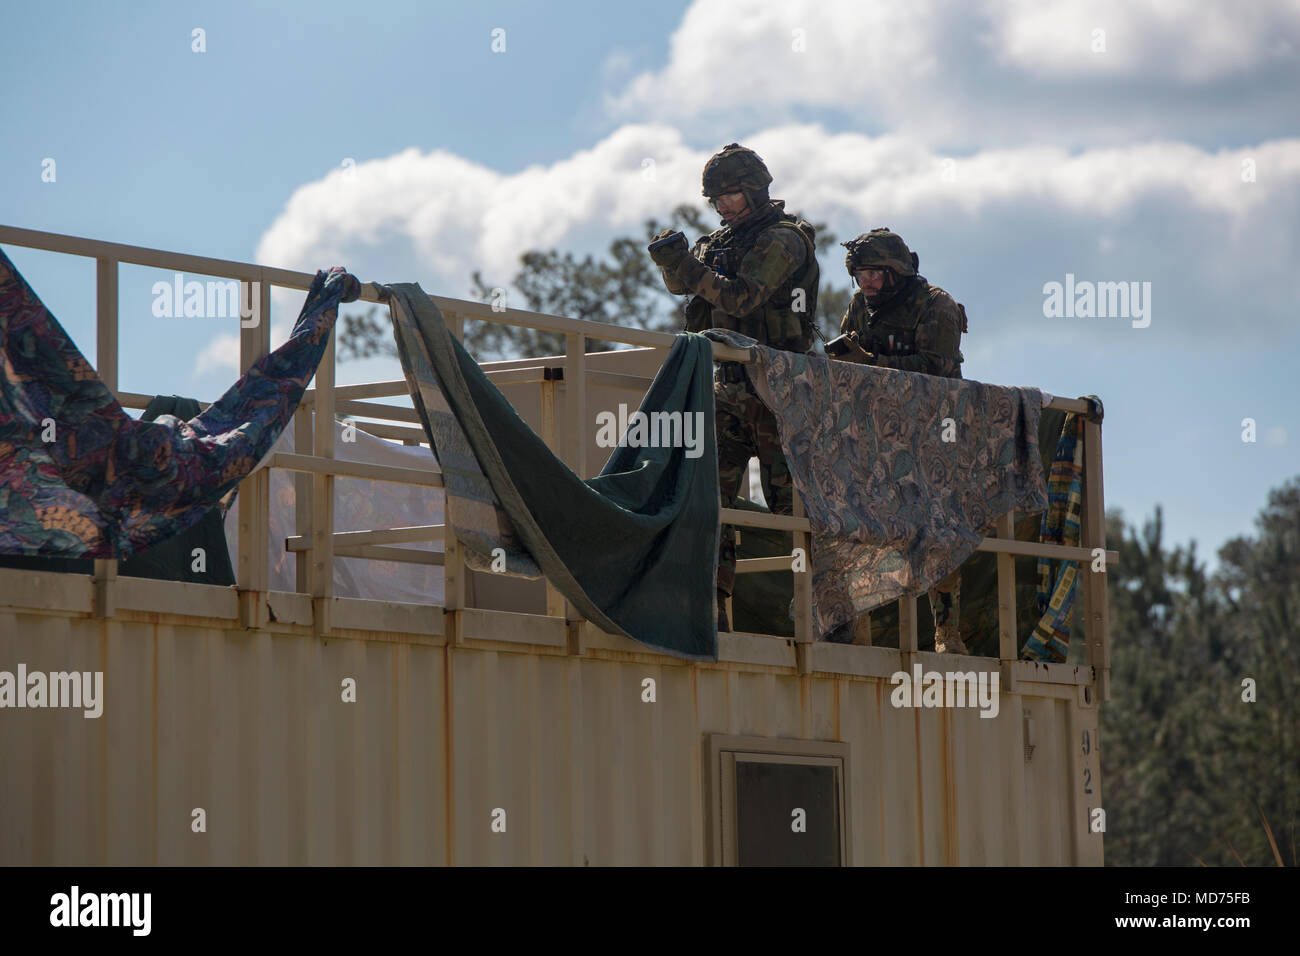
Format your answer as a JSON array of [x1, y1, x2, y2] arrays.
[[0, 224, 1111, 699]]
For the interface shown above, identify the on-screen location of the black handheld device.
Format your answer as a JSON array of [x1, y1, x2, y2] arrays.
[[648, 230, 686, 253]]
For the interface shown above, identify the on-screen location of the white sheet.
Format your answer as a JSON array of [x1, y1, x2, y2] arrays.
[[224, 414, 445, 604]]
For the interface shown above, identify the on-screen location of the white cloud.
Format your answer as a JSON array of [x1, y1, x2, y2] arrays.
[[604, 0, 1300, 147], [747, 130, 1297, 220], [193, 331, 241, 378], [257, 126, 1300, 277], [606, 0, 939, 128], [984, 0, 1300, 81], [255, 128, 705, 289]]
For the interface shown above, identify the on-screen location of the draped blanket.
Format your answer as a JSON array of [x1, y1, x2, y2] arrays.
[[704, 329, 1047, 639], [0, 246, 357, 558], [385, 283, 720, 660]]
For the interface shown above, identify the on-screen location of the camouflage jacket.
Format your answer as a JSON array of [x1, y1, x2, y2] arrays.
[[839, 276, 965, 378], [660, 200, 818, 353]]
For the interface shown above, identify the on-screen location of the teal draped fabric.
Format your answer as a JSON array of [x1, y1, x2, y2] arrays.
[[385, 283, 720, 659]]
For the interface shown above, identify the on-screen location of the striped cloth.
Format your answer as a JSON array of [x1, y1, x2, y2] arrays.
[[1021, 411, 1085, 661]]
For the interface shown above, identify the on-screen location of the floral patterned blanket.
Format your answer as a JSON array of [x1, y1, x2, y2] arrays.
[[0, 246, 357, 558]]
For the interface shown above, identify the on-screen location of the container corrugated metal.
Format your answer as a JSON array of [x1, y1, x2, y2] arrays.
[[0, 572, 1103, 866]]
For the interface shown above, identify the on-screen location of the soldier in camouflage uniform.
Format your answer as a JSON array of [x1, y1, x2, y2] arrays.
[[834, 228, 971, 653], [648, 143, 820, 631]]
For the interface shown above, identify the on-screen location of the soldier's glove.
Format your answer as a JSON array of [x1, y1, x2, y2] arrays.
[[648, 229, 689, 268], [845, 341, 877, 365], [826, 332, 875, 365]]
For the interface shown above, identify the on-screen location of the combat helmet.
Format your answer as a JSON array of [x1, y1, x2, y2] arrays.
[[702, 143, 772, 213], [842, 228, 919, 277]]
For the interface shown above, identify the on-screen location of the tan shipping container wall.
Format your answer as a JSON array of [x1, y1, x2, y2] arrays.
[[0, 587, 1102, 866]]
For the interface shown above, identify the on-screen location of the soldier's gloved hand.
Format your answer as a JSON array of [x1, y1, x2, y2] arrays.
[[843, 339, 876, 365], [648, 229, 689, 268]]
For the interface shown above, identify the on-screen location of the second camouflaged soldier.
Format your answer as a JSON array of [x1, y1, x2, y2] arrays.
[[648, 143, 820, 632], [834, 228, 970, 653]]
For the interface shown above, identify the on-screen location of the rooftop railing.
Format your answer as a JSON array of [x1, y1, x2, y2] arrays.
[[0, 224, 1113, 700]]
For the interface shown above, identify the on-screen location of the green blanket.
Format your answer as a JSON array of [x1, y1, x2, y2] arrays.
[[385, 284, 720, 659]]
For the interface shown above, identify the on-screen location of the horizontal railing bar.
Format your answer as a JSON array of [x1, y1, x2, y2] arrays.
[[332, 544, 445, 566], [735, 556, 795, 574], [976, 539, 1119, 565], [304, 381, 410, 402], [334, 399, 421, 423], [1045, 396, 1093, 414], [586, 369, 655, 390], [118, 388, 424, 441], [417, 290, 676, 348], [477, 349, 659, 373], [0, 225, 266, 283], [720, 508, 811, 532], [115, 390, 211, 412], [351, 420, 427, 443], [485, 366, 552, 386], [267, 452, 443, 487], [286, 524, 445, 551], [117, 391, 424, 443], [480, 355, 564, 372], [303, 366, 559, 404], [378, 285, 752, 361]]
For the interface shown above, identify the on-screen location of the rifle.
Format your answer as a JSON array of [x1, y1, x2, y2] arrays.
[[683, 293, 711, 333]]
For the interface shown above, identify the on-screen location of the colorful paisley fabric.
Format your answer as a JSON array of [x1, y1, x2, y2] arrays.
[[0, 246, 357, 558]]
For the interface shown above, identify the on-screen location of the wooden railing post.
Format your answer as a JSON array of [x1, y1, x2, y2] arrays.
[[442, 532, 466, 644], [852, 611, 872, 645], [561, 334, 588, 631], [1081, 418, 1110, 701], [996, 510, 1019, 693], [441, 300, 466, 635], [792, 492, 815, 671], [293, 404, 314, 593], [899, 595, 919, 674], [538, 369, 566, 620], [237, 271, 271, 628], [310, 329, 336, 636], [564, 333, 587, 479], [93, 257, 118, 617]]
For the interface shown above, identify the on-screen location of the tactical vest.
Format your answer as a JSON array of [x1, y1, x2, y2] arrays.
[[686, 204, 819, 353], [857, 279, 966, 378]]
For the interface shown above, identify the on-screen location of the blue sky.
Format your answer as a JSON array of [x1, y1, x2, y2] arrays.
[[3, 0, 1299, 568]]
